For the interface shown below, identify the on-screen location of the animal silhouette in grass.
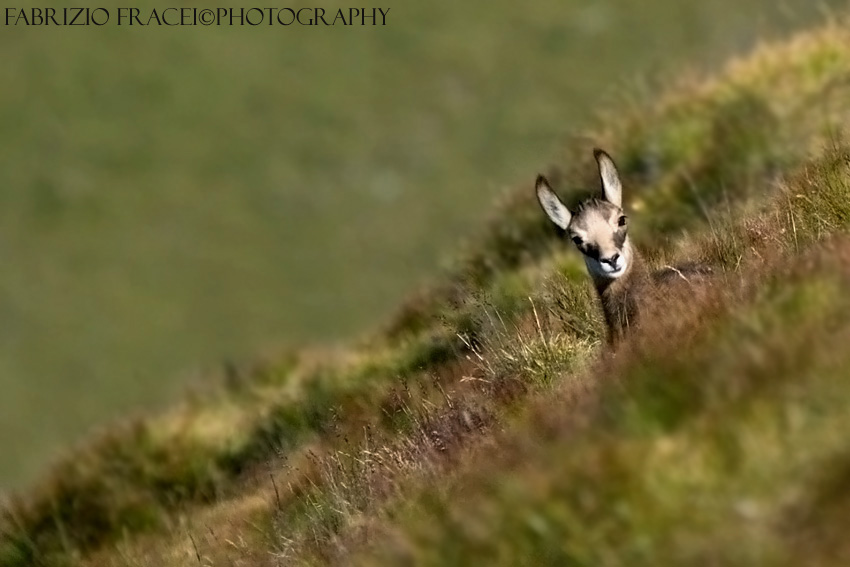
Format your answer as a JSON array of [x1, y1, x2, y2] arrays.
[[536, 149, 709, 344]]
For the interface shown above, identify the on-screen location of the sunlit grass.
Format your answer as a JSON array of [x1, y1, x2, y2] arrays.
[[5, 11, 850, 567], [0, 0, 843, 489]]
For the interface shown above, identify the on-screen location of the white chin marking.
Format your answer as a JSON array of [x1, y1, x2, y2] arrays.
[[602, 266, 626, 278], [587, 258, 627, 279]]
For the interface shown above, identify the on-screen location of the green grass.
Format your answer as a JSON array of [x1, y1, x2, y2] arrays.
[[6, 8, 850, 567], [0, 0, 844, 490], [352, 243, 850, 567]]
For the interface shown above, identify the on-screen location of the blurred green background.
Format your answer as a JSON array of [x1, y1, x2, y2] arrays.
[[0, 0, 844, 489]]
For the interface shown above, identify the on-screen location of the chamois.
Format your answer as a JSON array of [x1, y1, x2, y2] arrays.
[[536, 149, 707, 343]]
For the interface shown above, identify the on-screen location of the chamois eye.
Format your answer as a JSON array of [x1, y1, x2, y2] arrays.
[[571, 235, 583, 246], [618, 215, 627, 227]]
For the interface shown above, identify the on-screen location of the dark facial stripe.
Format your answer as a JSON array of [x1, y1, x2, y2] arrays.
[[613, 229, 627, 248], [583, 243, 600, 260]]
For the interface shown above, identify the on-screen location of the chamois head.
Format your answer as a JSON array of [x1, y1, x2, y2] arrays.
[[536, 149, 633, 282]]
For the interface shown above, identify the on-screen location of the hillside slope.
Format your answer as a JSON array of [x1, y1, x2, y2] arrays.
[[6, 0, 838, 491], [4, 16, 850, 567]]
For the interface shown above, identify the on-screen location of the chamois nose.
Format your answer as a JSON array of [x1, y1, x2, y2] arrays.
[[603, 253, 620, 267]]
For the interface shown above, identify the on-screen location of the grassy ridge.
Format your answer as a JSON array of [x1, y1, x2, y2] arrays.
[[347, 149, 850, 566], [0, 0, 841, 489], [4, 13, 850, 567]]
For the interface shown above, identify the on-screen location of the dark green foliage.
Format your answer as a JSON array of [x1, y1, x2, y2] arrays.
[[2, 422, 225, 564]]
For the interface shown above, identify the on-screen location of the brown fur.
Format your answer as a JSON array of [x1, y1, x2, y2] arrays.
[[591, 250, 650, 344], [593, 251, 713, 345], [536, 149, 713, 346]]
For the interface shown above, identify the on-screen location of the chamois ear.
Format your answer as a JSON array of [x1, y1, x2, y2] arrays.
[[593, 148, 622, 208], [535, 175, 571, 230]]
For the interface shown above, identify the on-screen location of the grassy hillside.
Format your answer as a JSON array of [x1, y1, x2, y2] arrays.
[[5, 11, 850, 567], [0, 0, 843, 490]]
